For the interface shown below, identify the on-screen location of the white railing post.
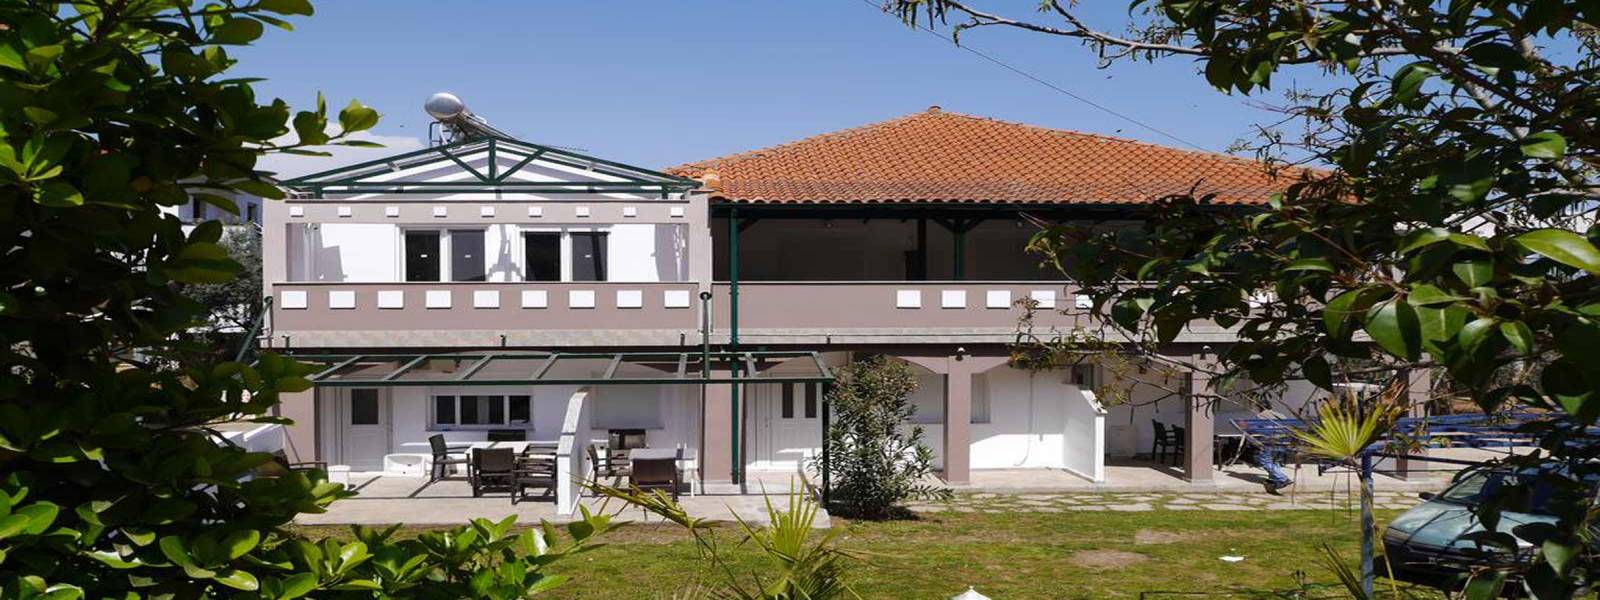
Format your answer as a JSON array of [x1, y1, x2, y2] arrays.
[[557, 387, 592, 516]]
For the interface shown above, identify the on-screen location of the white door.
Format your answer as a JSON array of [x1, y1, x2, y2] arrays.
[[751, 383, 821, 472], [335, 388, 390, 470]]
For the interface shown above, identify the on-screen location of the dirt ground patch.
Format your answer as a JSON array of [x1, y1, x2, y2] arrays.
[[1133, 529, 1191, 545], [1068, 549, 1151, 570]]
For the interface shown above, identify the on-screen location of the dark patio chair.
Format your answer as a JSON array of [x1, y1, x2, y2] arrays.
[[469, 447, 517, 497], [429, 434, 469, 482], [512, 450, 557, 504], [586, 443, 630, 483], [630, 449, 681, 501], [1151, 421, 1185, 466]]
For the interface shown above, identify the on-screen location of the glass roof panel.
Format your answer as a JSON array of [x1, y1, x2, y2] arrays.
[[614, 355, 686, 380], [538, 357, 615, 381], [320, 356, 412, 381], [464, 356, 550, 383], [299, 351, 831, 385]]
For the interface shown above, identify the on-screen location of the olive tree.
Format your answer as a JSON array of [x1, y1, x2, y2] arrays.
[[890, 1, 1599, 597], [0, 1, 610, 597], [815, 355, 948, 519]]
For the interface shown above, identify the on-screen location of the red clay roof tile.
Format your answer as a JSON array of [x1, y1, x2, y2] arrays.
[[666, 107, 1307, 205]]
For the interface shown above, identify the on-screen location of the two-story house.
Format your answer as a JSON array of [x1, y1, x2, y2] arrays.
[[262, 106, 1320, 501]]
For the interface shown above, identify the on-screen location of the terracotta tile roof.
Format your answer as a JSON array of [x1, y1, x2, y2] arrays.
[[666, 107, 1309, 205]]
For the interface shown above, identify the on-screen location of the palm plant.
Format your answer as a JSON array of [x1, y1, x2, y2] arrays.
[[587, 483, 860, 600], [1292, 384, 1406, 599]]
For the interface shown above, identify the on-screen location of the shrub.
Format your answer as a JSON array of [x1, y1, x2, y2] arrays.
[[814, 355, 949, 519]]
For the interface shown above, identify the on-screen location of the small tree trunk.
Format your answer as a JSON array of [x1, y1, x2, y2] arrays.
[[1360, 454, 1375, 598]]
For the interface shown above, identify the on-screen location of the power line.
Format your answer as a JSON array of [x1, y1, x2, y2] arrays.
[[855, 0, 1213, 152]]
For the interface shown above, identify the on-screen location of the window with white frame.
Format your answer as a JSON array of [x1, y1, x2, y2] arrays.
[[404, 228, 487, 282], [519, 229, 609, 282], [431, 394, 531, 430], [970, 373, 991, 424]]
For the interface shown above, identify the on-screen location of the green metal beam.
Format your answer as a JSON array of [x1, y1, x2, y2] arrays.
[[438, 148, 491, 183], [494, 149, 546, 182]]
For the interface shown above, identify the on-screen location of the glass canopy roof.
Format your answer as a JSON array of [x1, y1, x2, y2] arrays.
[[295, 351, 832, 387]]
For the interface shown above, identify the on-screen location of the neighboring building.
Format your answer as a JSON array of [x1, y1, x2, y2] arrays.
[[261, 107, 1326, 492], [166, 188, 267, 229]]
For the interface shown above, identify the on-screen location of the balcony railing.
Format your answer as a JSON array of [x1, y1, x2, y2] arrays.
[[269, 282, 699, 346], [710, 281, 1087, 334]]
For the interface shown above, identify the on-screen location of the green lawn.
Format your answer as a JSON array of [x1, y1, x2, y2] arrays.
[[298, 504, 1448, 599]]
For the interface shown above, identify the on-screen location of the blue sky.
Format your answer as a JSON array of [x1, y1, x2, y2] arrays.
[[240, 1, 1303, 177]]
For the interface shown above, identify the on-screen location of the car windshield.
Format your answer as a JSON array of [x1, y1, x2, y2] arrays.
[[1438, 470, 1567, 515]]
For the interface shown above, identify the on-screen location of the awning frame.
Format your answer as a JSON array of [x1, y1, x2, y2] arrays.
[[291, 350, 833, 387]]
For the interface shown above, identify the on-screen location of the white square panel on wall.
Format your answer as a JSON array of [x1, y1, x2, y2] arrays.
[[985, 290, 1012, 309], [895, 290, 922, 309], [615, 290, 643, 309], [941, 290, 967, 309], [1076, 294, 1093, 309], [568, 290, 596, 309], [336, 206, 352, 218], [432, 206, 447, 218], [377, 290, 404, 309], [328, 290, 356, 309], [521, 290, 548, 309], [425, 290, 452, 309], [1030, 290, 1057, 309], [473, 290, 500, 309], [574, 206, 590, 218], [622, 206, 637, 218], [385, 206, 400, 218], [669, 206, 685, 218], [479, 206, 496, 217], [663, 290, 691, 308], [288, 206, 304, 218], [527, 206, 543, 218], [280, 290, 307, 309]]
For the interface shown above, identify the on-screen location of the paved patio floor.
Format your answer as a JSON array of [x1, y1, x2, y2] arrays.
[[296, 472, 826, 528]]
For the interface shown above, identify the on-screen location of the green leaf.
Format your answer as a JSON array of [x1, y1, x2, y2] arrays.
[[1452, 257, 1494, 287], [1392, 62, 1439, 103], [277, 573, 318, 599], [338, 100, 379, 134], [1543, 360, 1600, 425], [1461, 571, 1506, 600], [1520, 131, 1567, 159], [35, 182, 83, 207], [15, 502, 58, 535], [1457, 317, 1499, 356], [1399, 228, 1450, 253], [1364, 298, 1421, 360], [1514, 229, 1600, 274], [1324, 288, 1383, 340], [1284, 258, 1334, 272], [233, 179, 285, 200], [1544, 538, 1580, 574], [259, 0, 315, 15], [222, 530, 260, 559], [1408, 283, 1467, 307], [211, 18, 265, 44], [1500, 321, 1534, 354], [213, 570, 260, 591]]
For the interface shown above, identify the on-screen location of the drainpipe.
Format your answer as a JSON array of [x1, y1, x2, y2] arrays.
[[728, 207, 742, 485]]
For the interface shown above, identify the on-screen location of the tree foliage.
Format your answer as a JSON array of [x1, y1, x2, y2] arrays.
[[814, 356, 948, 519], [892, 0, 1599, 596], [0, 1, 609, 597]]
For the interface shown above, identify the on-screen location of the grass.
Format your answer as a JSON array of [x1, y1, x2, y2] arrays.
[[295, 499, 1448, 599]]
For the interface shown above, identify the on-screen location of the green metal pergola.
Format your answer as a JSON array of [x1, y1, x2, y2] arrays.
[[283, 136, 702, 198], [291, 349, 838, 503], [295, 350, 831, 387]]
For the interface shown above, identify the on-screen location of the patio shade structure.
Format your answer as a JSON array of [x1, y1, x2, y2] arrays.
[[290, 350, 838, 503]]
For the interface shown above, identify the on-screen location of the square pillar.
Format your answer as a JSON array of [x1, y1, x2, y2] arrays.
[[944, 369, 973, 485], [701, 383, 733, 485], [1183, 369, 1215, 482], [1394, 369, 1431, 480], [279, 388, 317, 463]]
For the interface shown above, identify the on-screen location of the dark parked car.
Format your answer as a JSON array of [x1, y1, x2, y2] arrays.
[[1383, 465, 1597, 591]]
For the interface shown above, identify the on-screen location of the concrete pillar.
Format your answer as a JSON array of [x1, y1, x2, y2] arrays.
[[701, 383, 733, 484], [279, 388, 317, 463], [899, 354, 1008, 487], [1395, 369, 1431, 479], [1183, 365, 1215, 482], [944, 367, 973, 485]]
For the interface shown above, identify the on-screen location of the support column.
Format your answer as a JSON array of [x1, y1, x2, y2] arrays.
[[944, 366, 973, 485], [1183, 365, 1216, 482], [1395, 369, 1431, 479], [900, 354, 1008, 487], [702, 383, 733, 485], [279, 388, 317, 464]]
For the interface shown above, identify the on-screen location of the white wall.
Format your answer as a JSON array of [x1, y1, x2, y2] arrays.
[[970, 367, 1075, 469], [607, 223, 688, 282], [303, 223, 399, 282]]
